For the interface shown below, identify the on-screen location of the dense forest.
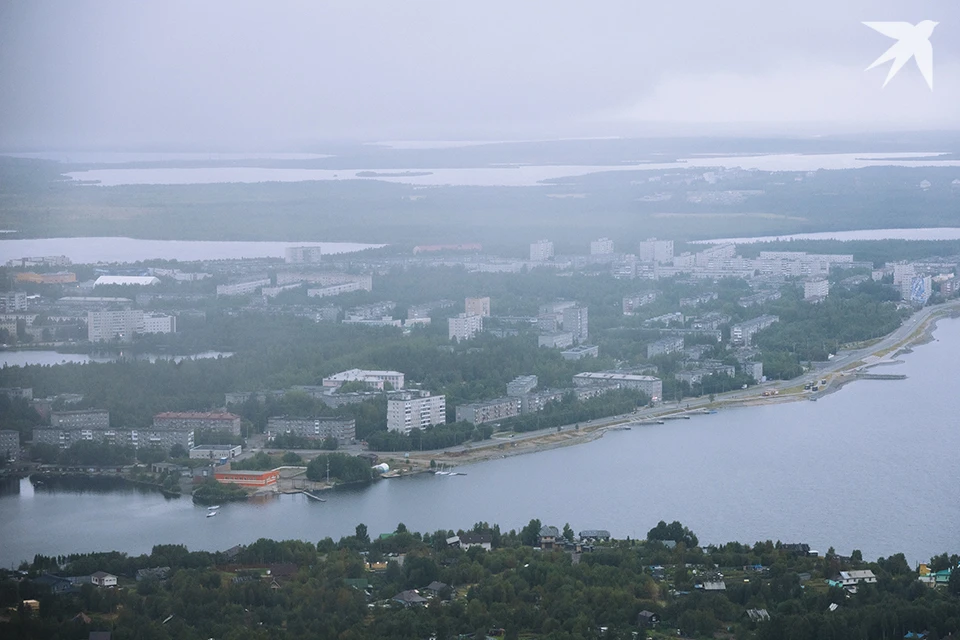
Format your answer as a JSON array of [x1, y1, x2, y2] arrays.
[[2, 520, 958, 640]]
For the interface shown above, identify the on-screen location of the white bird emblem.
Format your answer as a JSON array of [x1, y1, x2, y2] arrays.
[[863, 21, 938, 90]]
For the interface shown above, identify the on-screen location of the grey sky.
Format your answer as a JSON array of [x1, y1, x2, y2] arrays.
[[1, 0, 958, 149]]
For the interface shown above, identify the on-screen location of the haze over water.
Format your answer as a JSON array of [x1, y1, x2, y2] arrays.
[[2, 318, 959, 567]]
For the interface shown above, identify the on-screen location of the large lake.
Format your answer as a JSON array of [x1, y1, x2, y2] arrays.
[[0, 237, 383, 263], [2, 319, 959, 568], [62, 153, 960, 187], [0, 350, 232, 368], [695, 228, 960, 244]]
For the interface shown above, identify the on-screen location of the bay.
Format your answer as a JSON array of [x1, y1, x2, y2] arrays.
[[2, 320, 959, 567]]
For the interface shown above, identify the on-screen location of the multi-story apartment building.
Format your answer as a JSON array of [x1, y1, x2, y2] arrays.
[[573, 372, 663, 403], [529, 240, 555, 262], [386, 393, 446, 434], [465, 297, 491, 317], [216, 279, 271, 296], [590, 238, 614, 255], [0, 430, 20, 461], [284, 246, 324, 264], [307, 281, 370, 298], [647, 336, 684, 358], [506, 375, 538, 396], [455, 397, 521, 425], [0, 291, 27, 313], [0, 387, 33, 400], [143, 313, 177, 334], [51, 409, 110, 430], [638, 238, 674, 264], [803, 279, 830, 301], [449, 313, 483, 342], [622, 292, 660, 314], [322, 369, 405, 390], [731, 315, 780, 345], [153, 412, 242, 436], [902, 275, 933, 304], [36, 409, 195, 451], [562, 306, 589, 343], [266, 416, 356, 443], [87, 309, 144, 342]]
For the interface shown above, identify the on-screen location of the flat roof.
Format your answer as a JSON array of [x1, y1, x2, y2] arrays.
[[190, 444, 240, 451]]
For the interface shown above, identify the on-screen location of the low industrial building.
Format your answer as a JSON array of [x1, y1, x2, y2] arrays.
[[322, 369, 405, 390], [215, 469, 280, 487], [561, 344, 599, 360], [189, 444, 242, 461]]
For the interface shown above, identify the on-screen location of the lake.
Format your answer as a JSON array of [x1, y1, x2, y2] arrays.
[[0, 350, 232, 368], [694, 227, 960, 244], [61, 152, 960, 187], [2, 319, 959, 568], [0, 237, 383, 264]]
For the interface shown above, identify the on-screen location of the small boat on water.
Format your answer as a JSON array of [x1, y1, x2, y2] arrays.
[[303, 491, 326, 502], [207, 505, 220, 511], [206, 510, 218, 517]]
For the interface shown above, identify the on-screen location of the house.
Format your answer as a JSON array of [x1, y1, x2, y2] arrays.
[[836, 570, 877, 587], [637, 610, 660, 628], [136, 566, 170, 582], [446, 535, 462, 548], [392, 590, 428, 606], [459, 532, 493, 551], [422, 581, 449, 597], [579, 529, 610, 542], [538, 525, 560, 550], [33, 573, 74, 594], [782, 543, 811, 555], [701, 580, 726, 591], [746, 609, 771, 622], [90, 571, 118, 587]]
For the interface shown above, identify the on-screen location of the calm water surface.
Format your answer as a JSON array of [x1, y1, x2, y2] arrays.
[[0, 350, 232, 368], [0, 237, 383, 263], [2, 320, 959, 567]]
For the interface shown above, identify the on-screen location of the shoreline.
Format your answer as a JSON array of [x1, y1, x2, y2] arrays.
[[406, 302, 960, 470]]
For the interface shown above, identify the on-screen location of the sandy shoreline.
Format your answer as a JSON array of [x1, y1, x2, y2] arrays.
[[397, 303, 960, 472]]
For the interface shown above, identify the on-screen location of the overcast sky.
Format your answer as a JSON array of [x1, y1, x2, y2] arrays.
[[1, 1, 958, 150]]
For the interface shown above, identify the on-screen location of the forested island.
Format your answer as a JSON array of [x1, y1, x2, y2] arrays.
[[2, 520, 958, 640]]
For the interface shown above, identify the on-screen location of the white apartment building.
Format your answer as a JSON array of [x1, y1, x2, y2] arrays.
[[562, 306, 588, 343], [449, 313, 483, 341], [216, 279, 271, 296], [529, 240, 555, 261], [307, 281, 369, 297], [284, 246, 324, 264], [387, 393, 446, 433], [590, 238, 614, 255], [639, 238, 674, 264], [803, 279, 830, 301], [87, 309, 144, 342], [538, 332, 574, 349], [143, 313, 177, 334], [322, 369, 405, 390], [0, 291, 27, 312], [465, 296, 491, 317], [572, 372, 663, 403]]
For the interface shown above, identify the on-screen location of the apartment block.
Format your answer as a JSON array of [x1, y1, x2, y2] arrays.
[[87, 309, 144, 342], [647, 336, 684, 358], [266, 416, 356, 442], [573, 372, 663, 402], [465, 297, 491, 317], [143, 313, 177, 334], [284, 246, 324, 264], [506, 375, 539, 396], [590, 238, 614, 255], [562, 306, 589, 343], [216, 279, 271, 296], [731, 315, 780, 345], [153, 412, 242, 436], [638, 238, 674, 264], [0, 430, 20, 461], [0, 291, 27, 313], [538, 332, 574, 349], [529, 240, 555, 262], [455, 397, 521, 425], [803, 279, 830, 301], [622, 292, 659, 314], [449, 313, 483, 342], [561, 344, 599, 360], [387, 393, 446, 434]]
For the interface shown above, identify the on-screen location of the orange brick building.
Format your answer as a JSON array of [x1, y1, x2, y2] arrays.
[[215, 469, 279, 487], [16, 272, 77, 284]]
